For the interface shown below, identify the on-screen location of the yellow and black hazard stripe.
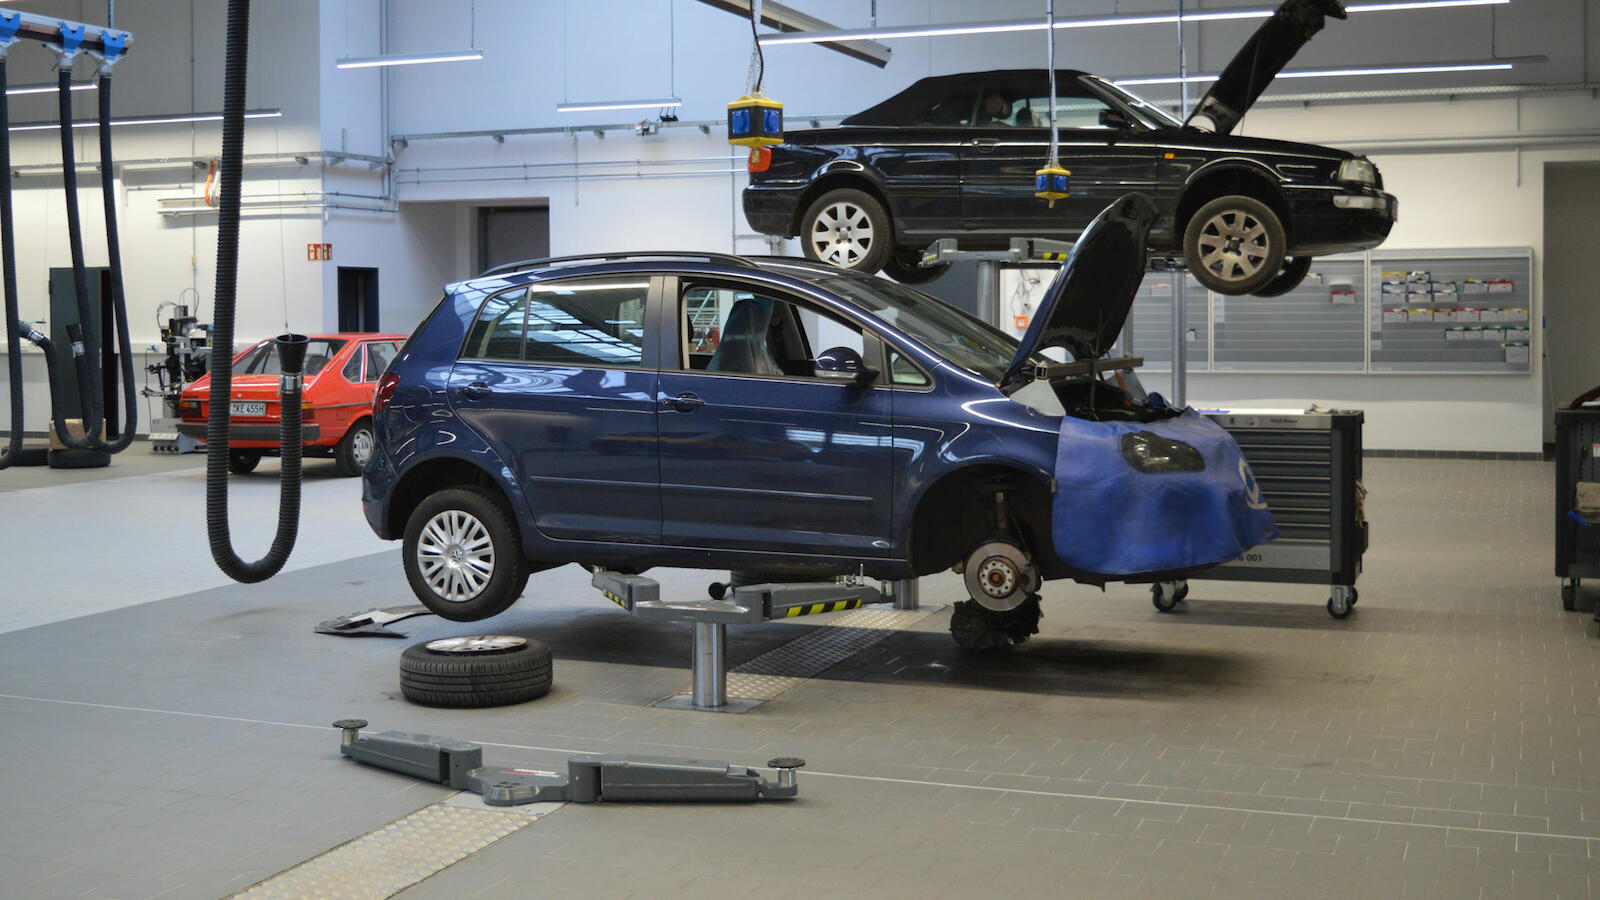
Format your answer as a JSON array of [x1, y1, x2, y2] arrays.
[[781, 598, 864, 618], [1039, 250, 1070, 261], [602, 589, 629, 610]]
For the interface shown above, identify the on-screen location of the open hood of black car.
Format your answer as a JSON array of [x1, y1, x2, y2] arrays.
[[1000, 193, 1156, 391], [1184, 0, 1347, 135]]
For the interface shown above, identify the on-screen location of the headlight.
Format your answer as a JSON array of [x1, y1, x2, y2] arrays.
[[1337, 158, 1377, 186], [1121, 431, 1204, 473]]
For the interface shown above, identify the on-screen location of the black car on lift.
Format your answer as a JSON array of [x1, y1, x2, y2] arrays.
[[742, 0, 1394, 297]]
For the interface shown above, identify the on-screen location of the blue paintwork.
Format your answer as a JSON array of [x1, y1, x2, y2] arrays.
[[362, 259, 1064, 579]]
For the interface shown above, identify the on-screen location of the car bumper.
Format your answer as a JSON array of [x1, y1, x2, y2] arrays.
[[742, 182, 806, 237], [361, 440, 398, 540], [176, 421, 323, 443], [1285, 186, 1397, 256]]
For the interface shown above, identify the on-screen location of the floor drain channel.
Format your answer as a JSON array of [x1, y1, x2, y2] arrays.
[[231, 799, 559, 900], [671, 606, 941, 704]]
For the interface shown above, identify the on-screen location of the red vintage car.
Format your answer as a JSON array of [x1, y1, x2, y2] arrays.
[[176, 332, 407, 476]]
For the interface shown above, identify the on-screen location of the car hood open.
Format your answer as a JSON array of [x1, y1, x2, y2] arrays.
[[999, 192, 1157, 391], [1184, 0, 1348, 135]]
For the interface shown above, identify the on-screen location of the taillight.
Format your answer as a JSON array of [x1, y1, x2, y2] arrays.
[[373, 372, 400, 415], [747, 147, 772, 174], [176, 400, 201, 418]]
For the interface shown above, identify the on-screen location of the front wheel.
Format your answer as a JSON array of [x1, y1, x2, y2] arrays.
[[1184, 194, 1287, 296], [950, 595, 1042, 652], [403, 486, 528, 622], [882, 250, 950, 285], [334, 419, 375, 477], [228, 450, 261, 474], [799, 188, 893, 275]]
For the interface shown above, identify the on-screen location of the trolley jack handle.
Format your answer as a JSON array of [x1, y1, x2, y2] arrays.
[[333, 720, 803, 803]]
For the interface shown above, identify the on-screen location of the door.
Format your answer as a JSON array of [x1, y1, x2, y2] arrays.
[[657, 279, 894, 557], [478, 205, 551, 273], [448, 275, 661, 544], [961, 74, 1160, 237], [337, 267, 379, 331]]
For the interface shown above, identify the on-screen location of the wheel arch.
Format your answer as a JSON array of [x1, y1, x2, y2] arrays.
[[791, 167, 895, 239], [386, 455, 512, 542], [905, 460, 1056, 578], [1175, 161, 1292, 245]]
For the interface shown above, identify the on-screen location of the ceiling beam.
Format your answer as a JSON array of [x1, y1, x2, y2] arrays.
[[694, 0, 891, 68]]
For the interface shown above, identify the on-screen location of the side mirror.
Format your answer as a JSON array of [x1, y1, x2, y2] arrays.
[[814, 346, 880, 385], [1099, 108, 1133, 130]]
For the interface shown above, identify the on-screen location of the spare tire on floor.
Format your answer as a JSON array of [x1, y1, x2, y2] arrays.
[[48, 447, 111, 469], [399, 635, 552, 708]]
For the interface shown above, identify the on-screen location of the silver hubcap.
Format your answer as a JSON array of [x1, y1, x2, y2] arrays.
[[1195, 209, 1271, 283], [417, 509, 495, 602], [809, 201, 875, 268], [352, 427, 374, 467], [425, 635, 526, 654]]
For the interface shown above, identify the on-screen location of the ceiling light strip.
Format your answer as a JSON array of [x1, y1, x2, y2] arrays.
[[8, 82, 97, 96], [336, 49, 485, 69], [556, 98, 683, 113], [8, 110, 283, 132], [1114, 62, 1515, 86], [758, 0, 1510, 45]]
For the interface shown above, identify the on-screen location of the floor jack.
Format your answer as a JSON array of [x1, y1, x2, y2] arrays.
[[333, 720, 804, 803]]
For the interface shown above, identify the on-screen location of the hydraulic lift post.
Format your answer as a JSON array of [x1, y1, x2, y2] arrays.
[[920, 237, 1075, 331]]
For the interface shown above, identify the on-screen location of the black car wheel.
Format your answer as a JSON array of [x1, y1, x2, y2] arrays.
[[1252, 256, 1313, 298], [403, 486, 528, 622], [1184, 194, 1286, 296], [800, 188, 893, 275], [334, 418, 374, 477], [950, 595, 1042, 652], [399, 636, 552, 708], [882, 250, 950, 285], [228, 450, 261, 474]]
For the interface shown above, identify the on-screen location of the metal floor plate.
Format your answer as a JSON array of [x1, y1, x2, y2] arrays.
[[232, 799, 556, 899]]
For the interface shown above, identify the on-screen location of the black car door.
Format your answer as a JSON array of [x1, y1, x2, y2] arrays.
[[961, 75, 1161, 237]]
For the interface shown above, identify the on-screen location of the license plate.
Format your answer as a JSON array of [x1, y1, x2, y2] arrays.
[[230, 401, 267, 416]]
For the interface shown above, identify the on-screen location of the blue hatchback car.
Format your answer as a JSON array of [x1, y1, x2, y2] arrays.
[[364, 195, 1274, 649]]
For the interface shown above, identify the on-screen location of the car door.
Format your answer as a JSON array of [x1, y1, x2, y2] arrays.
[[961, 74, 1161, 236], [656, 277, 894, 557], [447, 276, 662, 544]]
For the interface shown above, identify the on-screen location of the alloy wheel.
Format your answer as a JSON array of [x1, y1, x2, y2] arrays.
[[416, 509, 496, 602], [809, 201, 875, 267], [1195, 208, 1272, 284]]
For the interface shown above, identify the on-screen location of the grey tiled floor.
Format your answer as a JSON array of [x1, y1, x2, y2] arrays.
[[1, 459, 1596, 899]]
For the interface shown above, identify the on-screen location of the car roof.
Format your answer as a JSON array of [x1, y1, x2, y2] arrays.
[[842, 69, 1093, 126], [451, 254, 862, 295]]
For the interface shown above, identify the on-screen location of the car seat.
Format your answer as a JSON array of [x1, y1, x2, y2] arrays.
[[707, 297, 783, 376], [1014, 106, 1036, 127]]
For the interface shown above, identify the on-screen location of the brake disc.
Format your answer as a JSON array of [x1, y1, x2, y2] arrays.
[[962, 539, 1039, 612]]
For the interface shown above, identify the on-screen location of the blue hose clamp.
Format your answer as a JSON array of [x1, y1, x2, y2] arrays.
[[0, 13, 21, 54], [99, 29, 129, 67], [58, 23, 86, 60]]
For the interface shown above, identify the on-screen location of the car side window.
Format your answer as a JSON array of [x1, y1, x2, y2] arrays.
[[887, 347, 930, 387], [522, 278, 648, 368], [681, 285, 866, 381], [464, 288, 532, 361], [341, 344, 365, 382], [912, 85, 981, 126], [366, 341, 399, 380], [1004, 81, 1119, 130]]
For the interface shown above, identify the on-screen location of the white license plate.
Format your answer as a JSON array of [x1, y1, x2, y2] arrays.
[[230, 401, 267, 416]]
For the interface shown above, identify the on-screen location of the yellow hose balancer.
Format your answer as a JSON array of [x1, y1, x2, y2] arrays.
[[728, 92, 784, 147], [1035, 164, 1071, 207]]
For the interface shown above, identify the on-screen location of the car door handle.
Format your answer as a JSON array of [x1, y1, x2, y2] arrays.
[[457, 381, 492, 400], [970, 138, 998, 152], [661, 392, 703, 413]]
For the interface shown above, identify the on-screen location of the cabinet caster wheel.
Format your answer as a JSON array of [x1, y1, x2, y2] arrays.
[[1327, 585, 1355, 619], [1151, 581, 1188, 613], [1561, 579, 1577, 611]]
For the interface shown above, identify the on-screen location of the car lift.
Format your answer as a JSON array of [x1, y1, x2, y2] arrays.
[[332, 719, 803, 803], [919, 236, 1076, 329]]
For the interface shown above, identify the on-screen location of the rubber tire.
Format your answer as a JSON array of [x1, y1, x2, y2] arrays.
[[334, 418, 373, 477], [399, 638, 552, 708], [1184, 194, 1287, 296], [950, 594, 1042, 652], [1151, 583, 1181, 613], [882, 251, 951, 285], [799, 188, 894, 276], [403, 486, 529, 622], [1327, 596, 1353, 619], [6, 446, 48, 466], [1561, 580, 1576, 611], [1252, 255, 1313, 298], [47, 447, 111, 469], [228, 450, 261, 474]]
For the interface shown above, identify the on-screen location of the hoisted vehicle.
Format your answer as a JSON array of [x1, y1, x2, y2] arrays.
[[363, 194, 1276, 650], [741, 0, 1392, 297]]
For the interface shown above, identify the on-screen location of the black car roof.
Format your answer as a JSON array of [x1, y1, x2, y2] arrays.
[[842, 69, 1092, 126]]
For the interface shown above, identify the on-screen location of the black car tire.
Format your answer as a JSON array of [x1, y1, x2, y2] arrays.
[[228, 450, 261, 474], [883, 251, 950, 285], [48, 448, 111, 469], [800, 188, 894, 275], [949, 594, 1042, 652], [403, 486, 529, 622], [1184, 194, 1287, 296], [1252, 256, 1313, 298], [334, 418, 374, 477], [399, 636, 552, 708]]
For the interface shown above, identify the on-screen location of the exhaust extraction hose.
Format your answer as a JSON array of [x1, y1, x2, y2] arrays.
[[0, 56, 20, 468], [207, 0, 304, 583]]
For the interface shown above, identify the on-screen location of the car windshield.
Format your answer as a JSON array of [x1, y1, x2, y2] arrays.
[[236, 339, 346, 376], [1088, 77, 1184, 128], [813, 275, 1033, 384]]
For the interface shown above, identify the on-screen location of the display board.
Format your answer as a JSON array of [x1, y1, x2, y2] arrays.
[[1367, 250, 1532, 373], [1126, 270, 1208, 371], [1212, 257, 1366, 372]]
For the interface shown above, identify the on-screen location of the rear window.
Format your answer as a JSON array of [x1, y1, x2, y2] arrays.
[[237, 339, 346, 376], [461, 279, 649, 368]]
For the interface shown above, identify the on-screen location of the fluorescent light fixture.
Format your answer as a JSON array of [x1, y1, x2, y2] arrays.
[[9, 110, 283, 132], [759, 0, 1509, 45], [8, 82, 97, 96], [337, 48, 485, 69], [556, 98, 683, 113], [1114, 62, 1515, 87]]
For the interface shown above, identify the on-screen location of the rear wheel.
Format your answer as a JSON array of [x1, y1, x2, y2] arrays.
[[1252, 256, 1313, 298], [1184, 194, 1286, 296], [800, 188, 893, 275], [228, 450, 261, 474], [403, 486, 528, 622], [882, 250, 950, 285], [334, 418, 374, 477]]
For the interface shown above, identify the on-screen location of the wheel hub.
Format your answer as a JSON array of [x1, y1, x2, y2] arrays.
[[962, 540, 1037, 612]]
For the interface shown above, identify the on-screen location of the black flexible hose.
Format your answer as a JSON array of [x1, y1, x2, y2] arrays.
[[51, 64, 106, 449], [207, 0, 304, 583], [0, 57, 21, 469], [94, 71, 135, 452]]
